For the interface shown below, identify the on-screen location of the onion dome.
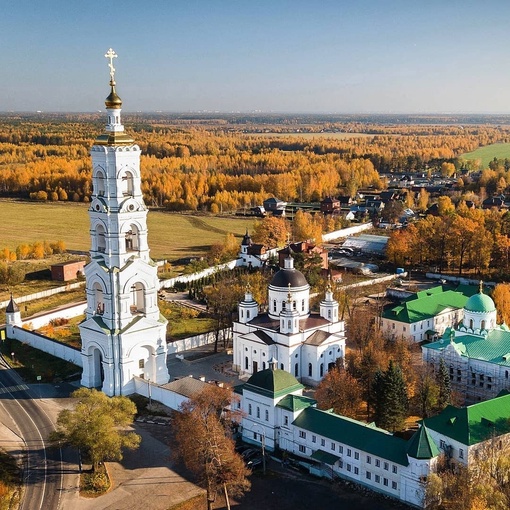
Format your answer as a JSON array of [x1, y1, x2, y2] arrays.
[[270, 255, 307, 289], [465, 282, 495, 313], [105, 83, 122, 109]]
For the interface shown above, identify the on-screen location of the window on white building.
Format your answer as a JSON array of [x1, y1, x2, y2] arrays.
[[321, 438, 325, 447], [347, 449, 351, 457], [354, 452, 359, 460], [459, 449, 464, 459], [392, 481, 398, 490], [375, 459, 380, 467], [354, 467, 359, 475], [331, 443, 335, 451], [248, 404, 252, 415], [284, 415, 288, 426], [384, 462, 389, 471], [257, 407, 260, 418], [392, 465, 397, 474], [366, 472, 371, 480], [312, 435, 316, 443], [367, 456, 371, 464], [299, 430, 306, 439], [265, 409, 269, 421], [299, 445, 306, 453], [375, 475, 380, 483]]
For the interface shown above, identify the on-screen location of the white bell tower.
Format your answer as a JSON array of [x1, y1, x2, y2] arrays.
[[79, 49, 169, 396]]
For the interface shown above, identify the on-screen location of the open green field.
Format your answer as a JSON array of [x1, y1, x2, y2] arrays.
[[0, 200, 255, 261], [460, 142, 510, 168]]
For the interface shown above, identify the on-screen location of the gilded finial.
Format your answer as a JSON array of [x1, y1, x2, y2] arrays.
[[287, 283, 292, 303], [479, 280, 483, 294]]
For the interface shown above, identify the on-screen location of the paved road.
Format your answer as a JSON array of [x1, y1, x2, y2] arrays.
[[0, 359, 68, 510]]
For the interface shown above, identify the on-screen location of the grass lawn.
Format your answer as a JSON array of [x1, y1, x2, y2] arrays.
[[159, 301, 216, 340], [0, 338, 81, 383], [0, 199, 255, 261], [460, 142, 510, 168]]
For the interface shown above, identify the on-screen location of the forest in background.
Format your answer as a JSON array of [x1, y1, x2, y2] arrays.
[[0, 112, 509, 212]]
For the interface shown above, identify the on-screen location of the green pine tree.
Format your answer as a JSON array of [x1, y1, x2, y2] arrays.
[[436, 357, 451, 411], [372, 360, 409, 432]]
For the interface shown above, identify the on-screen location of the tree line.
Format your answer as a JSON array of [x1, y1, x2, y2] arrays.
[[0, 116, 509, 210]]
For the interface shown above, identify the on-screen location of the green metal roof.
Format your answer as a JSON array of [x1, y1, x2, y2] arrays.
[[277, 394, 316, 412], [292, 407, 410, 466], [424, 326, 510, 366], [406, 426, 440, 459], [311, 449, 340, 465], [464, 292, 496, 313], [244, 369, 304, 398], [382, 285, 475, 324], [423, 393, 510, 446]]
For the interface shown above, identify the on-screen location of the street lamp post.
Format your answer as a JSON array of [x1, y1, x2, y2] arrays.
[[252, 425, 266, 475]]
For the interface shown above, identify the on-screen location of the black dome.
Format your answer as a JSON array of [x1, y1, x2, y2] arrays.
[[270, 268, 308, 288]]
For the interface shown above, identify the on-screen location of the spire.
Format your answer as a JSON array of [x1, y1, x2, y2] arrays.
[[95, 48, 134, 146], [287, 283, 292, 304], [6, 293, 19, 313], [479, 280, 484, 294], [104, 48, 122, 109]]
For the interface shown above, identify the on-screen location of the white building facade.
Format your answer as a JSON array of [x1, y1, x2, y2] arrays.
[[233, 255, 345, 385], [238, 366, 510, 508], [79, 50, 169, 396], [422, 285, 510, 403]]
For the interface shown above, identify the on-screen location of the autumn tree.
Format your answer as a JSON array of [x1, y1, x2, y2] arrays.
[[315, 363, 363, 419], [204, 277, 244, 352], [50, 388, 140, 472], [414, 365, 439, 418], [171, 384, 250, 510], [381, 200, 405, 224], [492, 284, 510, 325], [251, 216, 289, 248], [292, 209, 322, 243]]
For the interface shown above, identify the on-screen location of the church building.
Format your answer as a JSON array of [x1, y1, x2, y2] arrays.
[[422, 283, 510, 402], [79, 50, 169, 396], [233, 255, 345, 385]]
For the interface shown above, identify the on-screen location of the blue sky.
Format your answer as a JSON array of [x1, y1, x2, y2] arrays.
[[1, 0, 510, 113]]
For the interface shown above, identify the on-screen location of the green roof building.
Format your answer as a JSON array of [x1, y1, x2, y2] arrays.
[[422, 284, 510, 403], [381, 284, 480, 343]]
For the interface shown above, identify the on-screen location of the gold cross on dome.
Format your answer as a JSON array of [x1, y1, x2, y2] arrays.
[[105, 48, 118, 83]]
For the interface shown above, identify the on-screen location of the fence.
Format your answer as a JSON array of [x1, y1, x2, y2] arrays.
[[167, 328, 229, 355], [9, 325, 82, 367], [22, 302, 86, 330], [0, 281, 85, 309], [321, 222, 372, 242], [133, 376, 188, 411], [159, 260, 238, 290]]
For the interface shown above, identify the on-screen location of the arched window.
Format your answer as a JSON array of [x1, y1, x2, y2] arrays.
[[288, 320, 291, 328], [96, 224, 106, 253], [481, 320, 486, 330], [125, 224, 140, 252], [247, 310, 250, 318], [328, 310, 332, 319], [308, 363, 312, 377], [245, 357, 249, 370], [280, 363, 284, 370], [273, 300, 277, 312], [469, 319, 474, 329], [130, 282, 145, 314], [320, 363, 324, 377], [93, 282, 104, 315], [95, 170, 106, 196], [294, 363, 299, 377], [121, 171, 134, 197]]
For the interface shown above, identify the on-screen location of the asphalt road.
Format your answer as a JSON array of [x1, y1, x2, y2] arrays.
[[0, 359, 66, 510]]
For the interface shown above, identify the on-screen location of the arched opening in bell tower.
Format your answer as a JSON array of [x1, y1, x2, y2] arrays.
[[130, 282, 146, 314], [95, 170, 106, 196], [93, 282, 105, 315], [121, 171, 134, 197], [96, 224, 107, 253], [125, 224, 140, 252], [91, 347, 104, 388]]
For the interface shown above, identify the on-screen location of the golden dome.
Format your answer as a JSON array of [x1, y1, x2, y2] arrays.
[[105, 83, 122, 109]]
